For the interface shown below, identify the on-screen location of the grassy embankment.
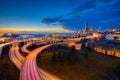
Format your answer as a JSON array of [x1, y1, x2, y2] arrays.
[[37, 44, 120, 80], [0, 45, 19, 80]]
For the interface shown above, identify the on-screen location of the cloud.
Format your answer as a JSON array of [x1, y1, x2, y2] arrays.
[[71, 0, 114, 14], [41, 17, 61, 25], [41, 0, 120, 31], [70, 0, 96, 14]]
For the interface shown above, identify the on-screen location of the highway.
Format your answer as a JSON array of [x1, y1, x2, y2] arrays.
[[3, 36, 113, 80], [21, 42, 33, 53], [8, 42, 61, 80], [0, 37, 95, 57], [0, 39, 39, 57], [9, 44, 24, 70], [22, 41, 62, 80], [20, 42, 65, 80], [7, 38, 83, 80]]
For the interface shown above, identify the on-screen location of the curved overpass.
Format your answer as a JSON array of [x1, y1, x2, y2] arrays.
[[20, 42, 66, 80], [9, 42, 62, 80], [6, 38, 82, 80], [21, 42, 33, 53], [0, 39, 40, 57]]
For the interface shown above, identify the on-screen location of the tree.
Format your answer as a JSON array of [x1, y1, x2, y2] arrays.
[[113, 48, 116, 56], [84, 47, 89, 58], [70, 46, 76, 55], [52, 52, 57, 61], [105, 50, 108, 54], [58, 52, 62, 61], [115, 63, 120, 79], [81, 42, 86, 50], [81, 42, 89, 58]]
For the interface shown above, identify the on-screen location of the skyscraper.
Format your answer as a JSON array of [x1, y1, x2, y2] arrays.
[[84, 23, 89, 32], [80, 29, 83, 34], [90, 25, 94, 33], [98, 26, 101, 32]]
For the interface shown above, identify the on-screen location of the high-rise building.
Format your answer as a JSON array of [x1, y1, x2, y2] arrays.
[[98, 26, 101, 32], [90, 25, 94, 33], [80, 29, 83, 34], [84, 23, 89, 32]]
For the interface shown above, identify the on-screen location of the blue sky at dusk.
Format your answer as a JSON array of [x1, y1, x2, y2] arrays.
[[0, 0, 120, 31]]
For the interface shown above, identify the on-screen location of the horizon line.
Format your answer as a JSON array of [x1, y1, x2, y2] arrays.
[[0, 28, 73, 33]]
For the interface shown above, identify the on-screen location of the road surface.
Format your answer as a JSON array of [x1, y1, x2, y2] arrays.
[[21, 42, 33, 53], [20, 43, 65, 80], [9, 42, 61, 80]]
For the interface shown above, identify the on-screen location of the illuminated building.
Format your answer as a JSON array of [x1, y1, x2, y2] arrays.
[[84, 23, 89, 33], [90, 25, 94, 33], [80, 29, 83, 34]]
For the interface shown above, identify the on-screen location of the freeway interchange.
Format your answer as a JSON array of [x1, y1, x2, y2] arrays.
[[1, 36, 120, 80], [0, 38, 81, 80], [0, 38, 88, 80]]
